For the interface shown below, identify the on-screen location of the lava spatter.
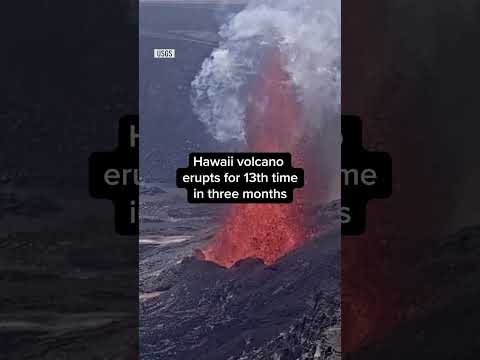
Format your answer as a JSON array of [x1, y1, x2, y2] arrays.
[[204, 51, 307, 268]]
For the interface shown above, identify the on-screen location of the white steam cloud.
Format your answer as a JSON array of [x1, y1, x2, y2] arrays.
[[191, 0, 340, 144]]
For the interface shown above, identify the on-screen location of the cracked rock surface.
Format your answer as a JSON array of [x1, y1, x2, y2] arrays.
[[140, 196, 340, 360]]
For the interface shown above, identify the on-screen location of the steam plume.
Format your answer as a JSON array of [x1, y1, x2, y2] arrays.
[[191, 0, 340, 145]]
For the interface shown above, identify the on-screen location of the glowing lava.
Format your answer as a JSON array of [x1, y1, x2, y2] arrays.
[[203, 51, 307, 268]]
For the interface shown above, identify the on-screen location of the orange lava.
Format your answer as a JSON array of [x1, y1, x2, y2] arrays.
[[204, 50, 307, 268]]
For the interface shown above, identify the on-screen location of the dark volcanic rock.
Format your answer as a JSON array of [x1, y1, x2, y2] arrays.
[[140, 208, 340, 360], [140, 185, 167, 196]]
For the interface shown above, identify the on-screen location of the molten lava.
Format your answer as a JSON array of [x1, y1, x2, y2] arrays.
[[204, 51, 307, 268]]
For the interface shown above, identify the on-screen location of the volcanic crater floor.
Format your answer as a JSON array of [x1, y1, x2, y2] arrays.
[[140, 182, 341, 360]]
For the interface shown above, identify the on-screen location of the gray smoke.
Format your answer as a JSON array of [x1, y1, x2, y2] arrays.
[[191, 0, 340, 200], [191, 0, 340, 144]]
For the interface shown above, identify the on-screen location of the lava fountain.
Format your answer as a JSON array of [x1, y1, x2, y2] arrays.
[[203, 51, 308, 268]]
